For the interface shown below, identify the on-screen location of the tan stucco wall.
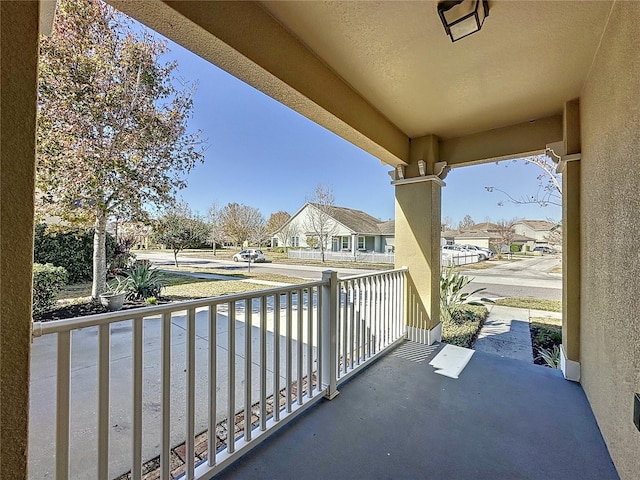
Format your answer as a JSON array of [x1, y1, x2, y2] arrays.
[[0, 2, 39, 478], [580, 2, 640, 478]]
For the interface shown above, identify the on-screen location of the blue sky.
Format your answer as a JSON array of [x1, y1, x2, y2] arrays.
[[162, 34, 561, 227]]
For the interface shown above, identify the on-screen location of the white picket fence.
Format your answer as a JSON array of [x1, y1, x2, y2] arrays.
[[288, 249, 395, 264]]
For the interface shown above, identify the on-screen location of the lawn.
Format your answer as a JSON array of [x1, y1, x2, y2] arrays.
[[494, 297, 562, 312], [41, 270, 297, 322]]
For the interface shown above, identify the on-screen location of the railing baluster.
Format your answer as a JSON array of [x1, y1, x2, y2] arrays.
[[286, 291, 292, 413], [227, 301, 236, 454], [186, 308, 196, 478], [367, 277, 373, 357], [297, 289, 304, 406], [208, 306, 217, 467], [342, 282, 348, 374], [307, 288, 313, 398], [132, 317, 143, 480], [161, 312, 171, 479], [56, 331, 71, 480], [316, 286, 323, 391], [260, 295, 267, 430], [244, 299, 252, 442], [98, 323, 110, 480], [355, 280, 361, 365], [273, 294, 281, 422]]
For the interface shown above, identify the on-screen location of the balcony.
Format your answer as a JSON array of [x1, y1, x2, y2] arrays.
[[29, 268, 617, 479]]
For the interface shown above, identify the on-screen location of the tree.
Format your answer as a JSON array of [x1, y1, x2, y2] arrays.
[[152, 202, 209, 267], [493, 218, 519, 254], [36, 0, 205, 298], [206, 202, 224, 255], [485, 154, 562, 207], [458, 214, 475, 231], [266, 211, 292, 248], [442, 216, 454, 232], [303, 184, 339, 262], [219, 203, 265, 246]]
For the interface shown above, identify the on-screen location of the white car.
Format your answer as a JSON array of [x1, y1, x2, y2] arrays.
[[232, 249, 266, 263], [460, 244, 494, 260]]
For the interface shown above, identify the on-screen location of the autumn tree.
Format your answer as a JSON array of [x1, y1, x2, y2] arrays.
[[36, 0, 205, 298], [219, 203, 265, 246], [493, 218, 519, 254], [303, 184, 339, 262], [266, 211, 292, 248], [485, 154, 562, 207], [458, 214, 475, 231], [151, 202, 209, 267]]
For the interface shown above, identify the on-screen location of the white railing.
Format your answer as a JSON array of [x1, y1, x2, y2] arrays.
[[30, 268, 408, 480], [288, 249, 395, 264], [441, 251, 481, 267]]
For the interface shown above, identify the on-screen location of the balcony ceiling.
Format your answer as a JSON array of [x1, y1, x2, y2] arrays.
[[260, 1, 611, 139], [111, 1, 613, 165]]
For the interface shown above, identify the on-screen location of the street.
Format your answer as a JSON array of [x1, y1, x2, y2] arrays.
[[137, 251, 562, 300]]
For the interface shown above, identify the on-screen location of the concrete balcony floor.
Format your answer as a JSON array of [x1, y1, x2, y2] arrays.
[[216, 341, 619, 480]]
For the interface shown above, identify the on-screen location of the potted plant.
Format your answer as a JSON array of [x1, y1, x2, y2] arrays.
[[99, 276, 128, 311]]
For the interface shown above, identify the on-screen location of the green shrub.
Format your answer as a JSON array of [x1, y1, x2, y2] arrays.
[[441, 305, 488, 348], [32, 263, 68, 316], [510, 244, 522, 252], [144, 296, 158, 305], [124, 263, 165, 300], [273, 247, 285, 254], [440, 267, 493, 322], [34, 223, 116, 282]]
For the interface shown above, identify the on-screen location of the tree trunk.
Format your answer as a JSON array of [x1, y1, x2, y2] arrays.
[[173, 249, 179, 267], [91, 212, 108, 299]]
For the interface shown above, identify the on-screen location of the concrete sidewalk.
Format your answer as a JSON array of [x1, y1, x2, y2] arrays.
[[473, 305, 562, 362]]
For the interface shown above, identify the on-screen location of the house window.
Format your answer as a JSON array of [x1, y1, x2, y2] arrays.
[[341, 236, 349, 250], [358, 236, 365, 250], [291, 236, 299, 247]]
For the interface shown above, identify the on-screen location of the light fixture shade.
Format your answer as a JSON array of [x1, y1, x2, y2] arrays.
[[438, 0, 489, 42]]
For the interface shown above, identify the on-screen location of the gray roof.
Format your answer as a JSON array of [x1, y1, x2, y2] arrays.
[[515, 220, 558, 231], [310, 203, 393, 235]]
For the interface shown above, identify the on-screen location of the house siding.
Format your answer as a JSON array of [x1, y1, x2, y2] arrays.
[[580, 3, 640, 479]]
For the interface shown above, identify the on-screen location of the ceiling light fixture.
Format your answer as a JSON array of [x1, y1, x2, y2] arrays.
[[437, 0, 489, 42]]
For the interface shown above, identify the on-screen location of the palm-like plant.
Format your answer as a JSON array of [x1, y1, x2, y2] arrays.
[[440, 267, 493, 322], [123, 263, 165, 300], [538, 345, 561, 368]]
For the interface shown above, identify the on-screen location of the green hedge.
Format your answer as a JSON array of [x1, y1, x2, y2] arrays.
[[441, 305, 489, 348], [34, 223, 115, 282], [510, 244, 522, 252], [32, 263, 68, 316]]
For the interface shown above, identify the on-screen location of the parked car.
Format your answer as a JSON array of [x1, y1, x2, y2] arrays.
[[232, 249, 266, 262], [461, 244, 494, 260], [533, 246, 555, 254]]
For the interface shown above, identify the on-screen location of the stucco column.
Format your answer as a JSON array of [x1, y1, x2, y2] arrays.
[[1, 2, 39, 478], [560, 99, 581, 382], [394, 135, 444, 344]]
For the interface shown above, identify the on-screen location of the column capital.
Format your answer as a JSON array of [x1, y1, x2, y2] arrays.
[[391, 175, 446, 187]]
